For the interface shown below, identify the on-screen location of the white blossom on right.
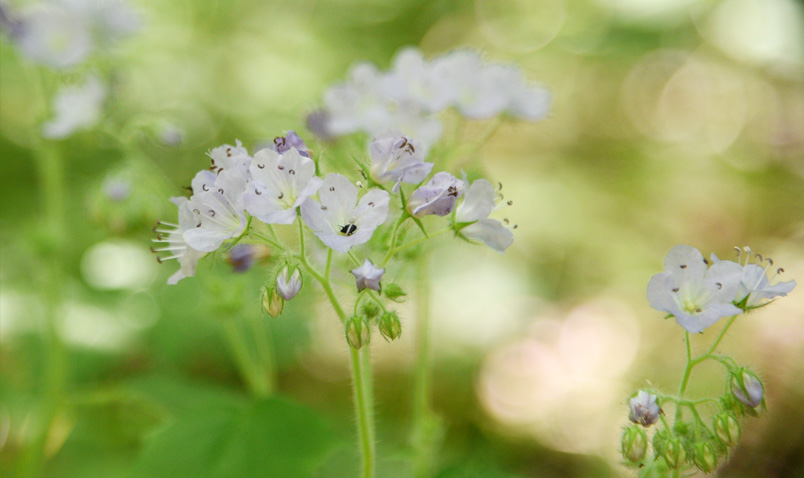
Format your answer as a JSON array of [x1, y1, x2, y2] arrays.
[[454, 179, 514, 253], [300, 174, 390, 253], [647, 245, 743, 334], [711, 248, 797, 308]]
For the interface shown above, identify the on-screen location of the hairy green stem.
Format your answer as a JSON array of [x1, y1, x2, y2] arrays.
[[411, 256, 438, 478]]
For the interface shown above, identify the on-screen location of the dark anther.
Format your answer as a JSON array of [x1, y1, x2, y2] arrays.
[[680, 265, 687, 269], [289, 169, 295, 175], [257, 163, 265, 169], [196, 222, 202, 228], [150, 246, 157, 253], [672, 288, 679, 292], [156, 256, 163, 263], [218, 188, 224, 194], [278, 165, 285, 170], [321, 206, 327, 210], [507, 200, 513, 206], [278, 192, 284, 199], [209, 210, 215, 216], [368, 202, 374, 207], [716, 282, 722, 289], [447, 186, 458, 197], [255, 189, 262, 195], [193, 208, 200, 214], [703, 258, 709, 265], [202, 184, 209, 191], [330, 187, 335, 191], [695, 308, 702, 313]]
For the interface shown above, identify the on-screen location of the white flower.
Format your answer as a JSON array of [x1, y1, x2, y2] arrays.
[[369, 131, 433, 193], [406, 172, 463, 218], [382, 47, 453, 113], [506, 79, 551, 121], [276, 267, 302, 301], [181, 170, 248, 252], [300, 173, 390, 253], [208, 140, 251, 176], [323, 62, 390, 137], [713, 248, 797, 308], [243, 147, 322, 225], [629, 391, 661, 427], [152, 197, 206, 285], [454, 179, 514, 253], [647, 245, 743, 334], [730, 369, 763, 408], [351, 259, 384, 292], [432, 51, 509, 119], [42, 75, 106, 138], [13, 0, 140, 69]]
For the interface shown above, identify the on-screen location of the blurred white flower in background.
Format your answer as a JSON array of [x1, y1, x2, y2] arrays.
[[41, 75, 107, 138]]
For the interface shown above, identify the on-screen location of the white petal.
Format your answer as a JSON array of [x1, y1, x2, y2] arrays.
[[456, 179, 495, 223], [318, 174, 357, 225], [664, 245, 707, 279], [646, 271, 676, 314], [461, 218, 513, 252], [183, 228, 230, 252]]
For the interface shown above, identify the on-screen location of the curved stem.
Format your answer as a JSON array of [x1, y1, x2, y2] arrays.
[[675, 332, 693, 422], [705, 315, 738, 356]]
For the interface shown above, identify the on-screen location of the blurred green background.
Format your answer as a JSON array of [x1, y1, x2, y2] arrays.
[[1, 0, 804, 477]]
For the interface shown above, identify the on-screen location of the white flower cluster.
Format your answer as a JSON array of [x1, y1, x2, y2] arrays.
[[1, 0, 140, 139], [316, 47, 551, 151], [154, 129, 517, 283], [647, 245, 796, 333], [7, 0, 141, 70]]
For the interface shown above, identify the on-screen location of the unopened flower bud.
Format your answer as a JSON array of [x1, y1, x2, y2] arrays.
[[379, 311, 402, 341], [622, 426, 647, 463], [360, 300, 381, 319], [731, 368, 764, 408], [713, 413, 741, 448], [346, 316, 370, 349], [382, 283, 407, 302], [261, 286, 283, 318], [693, 441, 717, 474], [276, 266, 302, 301], [629, 391, 661, 427], [663, 438, 686, 470], [351, 259, 384, 292]]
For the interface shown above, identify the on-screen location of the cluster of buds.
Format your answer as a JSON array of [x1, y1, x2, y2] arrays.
[[621, 244, 791, 476]]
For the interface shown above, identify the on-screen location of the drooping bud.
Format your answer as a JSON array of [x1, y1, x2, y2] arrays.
[[406, 172, 464, 218], [730, 368, 764, 409], [713, 413, 741, 448], [351, 259, 384, 292], [346, 316, 370, 349], [382, 283, 407, 302], [261, 286, 283, 318], [693, 441, 718, 474], [379, 311, 402, 341], [622, 426, 647, 464], [276, 266, 302, 301], [629, 391, 661, 427], [663, 438, 687, 470]]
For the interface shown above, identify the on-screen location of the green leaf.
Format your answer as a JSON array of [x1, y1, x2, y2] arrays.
[[132, 397, 335, 478]]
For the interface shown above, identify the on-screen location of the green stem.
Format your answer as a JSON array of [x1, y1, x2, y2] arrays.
[[302, 252, 375, 477], [383, 228, 451, 267], [19, 145, 68, 478], [298, 218, 306, 259], [223, 320, 269, 397], [411, 256, 438, 478], [248, 314, 276, 396], [704, 315, 737, 356], [675, 332, 693, 422], [382, 214, 408, 266]]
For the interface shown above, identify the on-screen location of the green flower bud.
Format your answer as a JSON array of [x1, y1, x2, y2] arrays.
[[346, 316, 370, 349], [360, 300, 381, 320], [379, 311, 402, 341], [713, 413, 741, 448], [261, 286, 283, 318], [382, 283, 407, 302], [730, 368, 764, 409], [663, 438, 687, 470], [622, 426, 647, 464], [693, 441, 717, 474]]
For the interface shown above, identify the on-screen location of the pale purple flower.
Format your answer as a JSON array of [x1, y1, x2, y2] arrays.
[[731, 369, 764, 408], [369, 131, 433, 193], [243, 147, 322, 225], [647, 245, 743, 333], [227, 244, 255, 273], [351, 259, 384, 292], [454, 179, 514, 252], [629, 391, 661, 427], [300, 173, 390, 252], [406, 172, 463, 218]]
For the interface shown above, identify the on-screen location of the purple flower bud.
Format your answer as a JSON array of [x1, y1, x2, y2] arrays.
[[273, 130, 311, 158], [276, 267, 302, 301], [351, 259, 384, 292], [731, 369, 764, 408], [227, 244, 255, 273]]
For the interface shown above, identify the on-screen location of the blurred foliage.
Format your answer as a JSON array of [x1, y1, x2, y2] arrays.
[[2, 0, 804, 477]]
